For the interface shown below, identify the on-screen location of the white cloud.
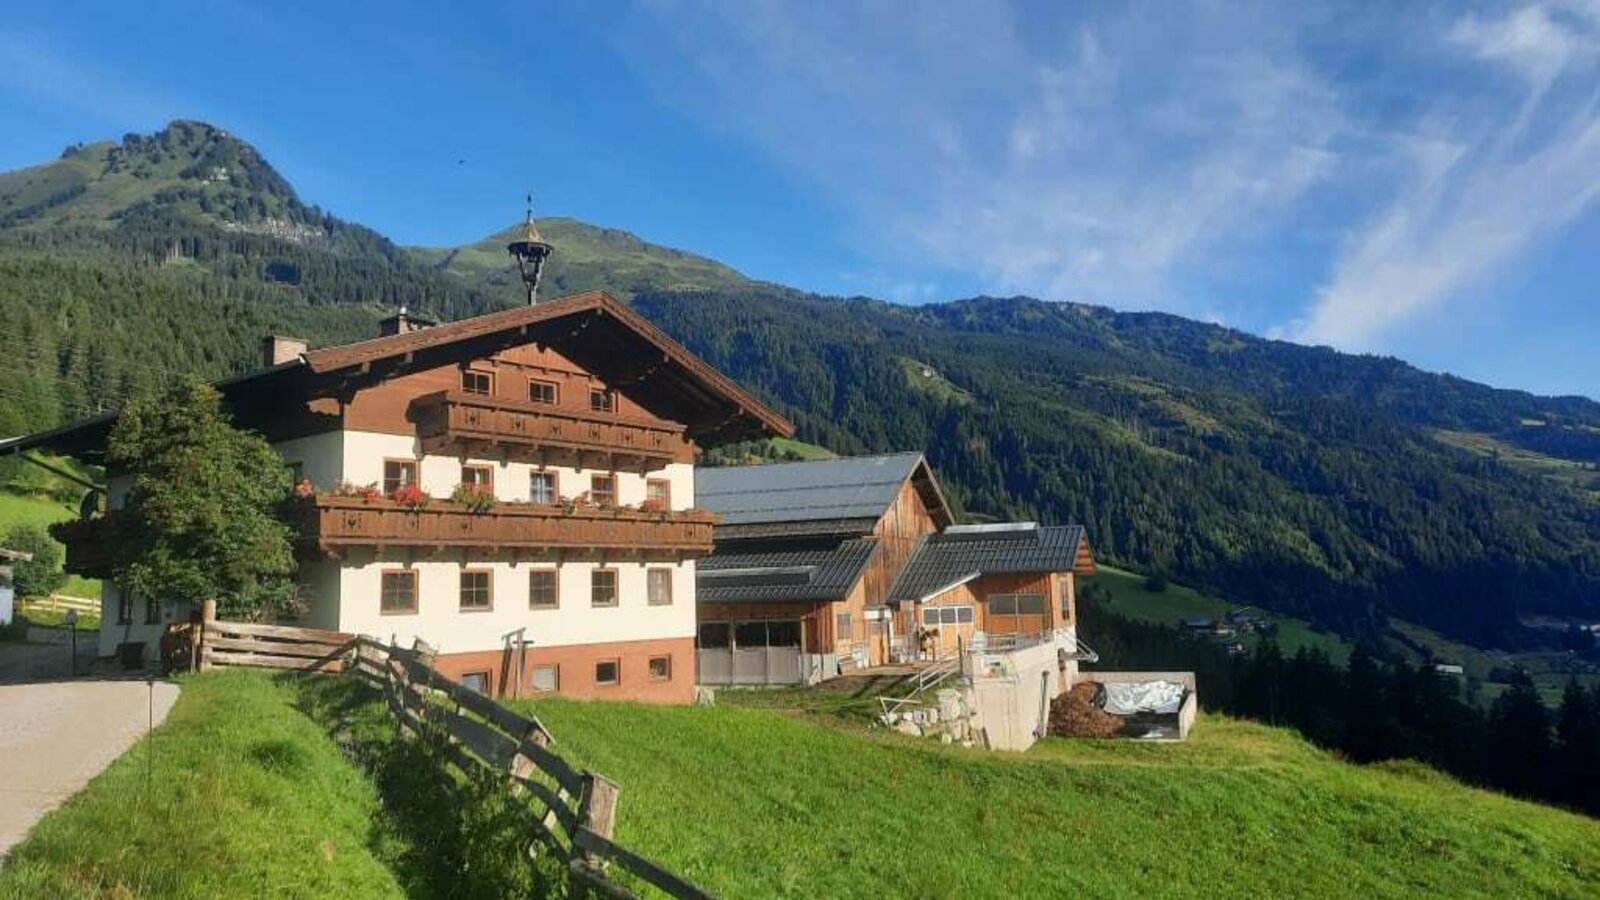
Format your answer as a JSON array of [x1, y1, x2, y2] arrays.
[[615, 0, 1600, 356], [618, 2, 1348, 311], [1292, 2, 1600, 348]]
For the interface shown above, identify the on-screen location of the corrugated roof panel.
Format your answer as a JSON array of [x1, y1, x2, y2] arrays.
[[697, 538, 880, 604], [887, 525, 1090, 603], [695, 452, 924, 525]]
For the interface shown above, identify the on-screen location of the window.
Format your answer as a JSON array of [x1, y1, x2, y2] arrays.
[[645, 479, 671, 509], [530, 471, 558, 505], [588, 388, 615, 413], [383, 459, 418, 495], [922, 606, 974, 626], [591, 569, 618, 607], [460, 671, 490, 695], [529, 378, 559, 405], [530, 664, 559, 693], [381, 571, 418, 615], [733, 620, 801, 648], [460, 570, 493, 611], [835, 612, 853, 637], [647, 568, 673, 606], [590, 473, 616, 507], [595, 659, 620, 685], [648, 655, 672, 681], [286, 461, 304, 484], [988, 594, 1047, 616], [697, 622, 731, 649], [116, 589, 132, 625], [145, 594, 161, 625], [462, 369, 493, 395], [987, 594, 1048, 632], [529, 570, 559, 609], [461, 464, 494, 491]]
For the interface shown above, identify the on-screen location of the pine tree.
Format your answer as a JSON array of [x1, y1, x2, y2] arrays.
[[1486, 672, 1553, 801]]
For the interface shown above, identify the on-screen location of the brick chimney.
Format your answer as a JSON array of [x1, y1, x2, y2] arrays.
[[262, 335, 307, 368], [379, 306, 438, 337]]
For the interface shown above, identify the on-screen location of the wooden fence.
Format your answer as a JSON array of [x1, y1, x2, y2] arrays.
[[187, 603, 711, 900]]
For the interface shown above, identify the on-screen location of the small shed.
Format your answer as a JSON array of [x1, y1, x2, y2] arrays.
[[0, 548, 35, 626]]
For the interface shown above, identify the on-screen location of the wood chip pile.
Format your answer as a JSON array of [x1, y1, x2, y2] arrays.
[[1048, 682, 1124, 738]]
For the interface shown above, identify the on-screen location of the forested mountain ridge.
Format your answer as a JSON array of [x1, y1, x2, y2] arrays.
[[1, 121, 1596, 650]]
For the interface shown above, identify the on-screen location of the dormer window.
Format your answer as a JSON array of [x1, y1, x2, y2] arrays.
[[529, 379, 559, 405], [462, 370, 493, 396], [588, 388, 615, 413]]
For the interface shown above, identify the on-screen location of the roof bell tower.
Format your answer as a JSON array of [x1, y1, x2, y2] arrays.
[[506, 193, 554, 305]]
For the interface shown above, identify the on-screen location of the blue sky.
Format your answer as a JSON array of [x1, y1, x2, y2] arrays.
[[1, 1, 1596, 399]]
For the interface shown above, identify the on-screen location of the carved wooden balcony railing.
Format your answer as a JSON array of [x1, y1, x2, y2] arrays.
[[412, 391, 691, 470], [304, 496, 718, 558]]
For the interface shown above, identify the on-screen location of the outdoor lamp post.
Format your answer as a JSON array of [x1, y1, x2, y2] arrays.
[[507, 195, 553, 305], [65, 608, 78, 677]]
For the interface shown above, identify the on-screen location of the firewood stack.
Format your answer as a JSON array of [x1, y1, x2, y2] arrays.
[[1048, 682, 1124, 739]]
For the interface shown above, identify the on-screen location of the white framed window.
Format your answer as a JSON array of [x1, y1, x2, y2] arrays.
[[647, 568, 673, 606], [530, 471, 558, 505]]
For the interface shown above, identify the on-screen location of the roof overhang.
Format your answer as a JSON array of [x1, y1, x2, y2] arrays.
[[2, 290, 793, 462]]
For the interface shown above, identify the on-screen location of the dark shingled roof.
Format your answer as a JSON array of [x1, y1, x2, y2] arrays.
[[697, 538, 880, 604], [695, 452, 954, 533], [887, 524, 1093, 604]]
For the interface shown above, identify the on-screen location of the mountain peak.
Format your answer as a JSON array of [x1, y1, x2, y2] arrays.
[[2, 120, 303, 231]]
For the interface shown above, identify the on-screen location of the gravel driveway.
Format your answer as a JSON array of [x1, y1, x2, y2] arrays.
[[0, 679, 180, 860]]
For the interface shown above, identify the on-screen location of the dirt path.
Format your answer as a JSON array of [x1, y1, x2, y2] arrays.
[[0, 680, 180, 861]]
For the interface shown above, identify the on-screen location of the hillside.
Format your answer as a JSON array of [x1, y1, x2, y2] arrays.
[[514, 692, 1600, 898], [630, 289, 1600, 646], [0, 120, 1597, 650], [407, 216, 763, 301]]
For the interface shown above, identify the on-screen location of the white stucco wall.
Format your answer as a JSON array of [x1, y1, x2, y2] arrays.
[[275, 431, 345, 493], [335, 430, 694, 510], [330, 550, 696, 654], [94, 427, 700, 658], [96, 582, 191, 660]]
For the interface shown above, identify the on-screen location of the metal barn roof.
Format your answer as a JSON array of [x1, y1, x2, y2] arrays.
[[697, 539, 880, 604], [695, 452, 953, 533], [887, 525, 1094, 604]]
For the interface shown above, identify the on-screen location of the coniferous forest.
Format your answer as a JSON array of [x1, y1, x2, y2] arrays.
[[1079, 586, 1600, 817]]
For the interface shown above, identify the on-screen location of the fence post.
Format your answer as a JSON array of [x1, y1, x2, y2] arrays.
[[197, 598, 217, 672], [578, 773, 620, 872]]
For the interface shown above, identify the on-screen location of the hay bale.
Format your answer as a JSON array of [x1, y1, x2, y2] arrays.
[[1049, 682, 1124, 739]]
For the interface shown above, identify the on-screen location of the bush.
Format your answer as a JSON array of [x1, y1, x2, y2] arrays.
[[2, 524, 65, 599], [1144, 573, 1169, 593]]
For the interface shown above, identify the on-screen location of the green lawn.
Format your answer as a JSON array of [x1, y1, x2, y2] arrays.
[[1088, 564, 1353, 664], [0, 672, 409, 900], [514, 695, 1600, 899]]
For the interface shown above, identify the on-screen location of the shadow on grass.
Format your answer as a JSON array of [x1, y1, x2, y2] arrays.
[[282, 673, 580, 900]]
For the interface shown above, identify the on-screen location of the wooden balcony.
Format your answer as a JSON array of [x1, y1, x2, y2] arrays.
[[51, 516, 113, 579], [412, 391, 691, 471], [304, 496, 718, 558]]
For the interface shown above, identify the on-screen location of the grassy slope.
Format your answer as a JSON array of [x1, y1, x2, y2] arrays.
[[515, 697, 1599, 899], [0, 672, 408, 900], [409, 216, 762, 302], [1433, 429, 1600, 500], [1088, 564, 1353, 664], [0, 455, 101, 598]]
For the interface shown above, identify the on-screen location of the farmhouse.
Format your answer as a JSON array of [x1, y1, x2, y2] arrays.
[[6, 290, 792, 703], [694, 453, 1097, 687]]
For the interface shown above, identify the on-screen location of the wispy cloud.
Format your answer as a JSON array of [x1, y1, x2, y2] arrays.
[[621, 1, 1347, 312], [615, 0, 1600, 369], [1289, 1, 1600, 348], [0, 32, 174, 129]]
